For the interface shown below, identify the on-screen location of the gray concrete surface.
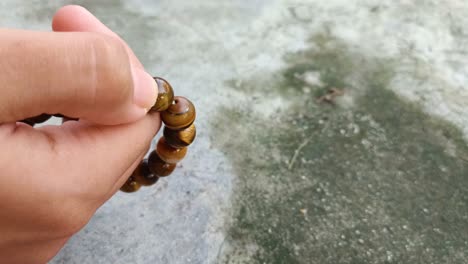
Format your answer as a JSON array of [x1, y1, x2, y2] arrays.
[[2, 1, 468, 263]]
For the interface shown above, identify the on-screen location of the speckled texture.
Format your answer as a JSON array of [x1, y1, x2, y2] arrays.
[[2, 1, 468, 263]]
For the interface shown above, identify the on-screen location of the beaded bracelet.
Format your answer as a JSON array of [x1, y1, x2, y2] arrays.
[[19, 77, 196, 193], [120, 77, 196, 193]]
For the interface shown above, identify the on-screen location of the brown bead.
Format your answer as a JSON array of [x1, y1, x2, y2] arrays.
[[156, 137, 188, 164], [120, 176, 141, 193], [132, 160, 159, 186], [163, 123, 196, 148], [148, 150, 176, 177], [161, 96, 196, 129], [151, 77, 174, 112]]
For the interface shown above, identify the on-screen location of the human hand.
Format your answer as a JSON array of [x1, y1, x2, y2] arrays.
[[0, 5, 159, 263]]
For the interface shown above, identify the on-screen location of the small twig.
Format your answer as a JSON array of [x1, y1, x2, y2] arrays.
[[215, 235, 227, 263], [316, 88, 345, 104], [458, 155, 468, 163], [288, 138, 311, 170]]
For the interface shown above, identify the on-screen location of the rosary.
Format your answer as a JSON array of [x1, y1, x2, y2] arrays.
[[21, 77, 196, 193], [120, 77, 196, 192]]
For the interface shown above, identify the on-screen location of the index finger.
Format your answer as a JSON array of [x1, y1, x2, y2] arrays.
[[52, 5, 144, 69]]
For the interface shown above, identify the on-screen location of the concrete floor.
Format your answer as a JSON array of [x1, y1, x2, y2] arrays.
[[2, 1, 468, 263]]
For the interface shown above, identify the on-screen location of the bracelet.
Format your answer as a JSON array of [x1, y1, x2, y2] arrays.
[[19, 77, 196, 193], [120, 77, 196, 193]]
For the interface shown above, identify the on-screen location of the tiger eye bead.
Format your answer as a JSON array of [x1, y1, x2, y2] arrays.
[[163, 123, 196, 148], [161, 96, 196, 130], [120, 176, 141, 193], [132, 160, 159, 186], [148, 150, 177, 177], [151, 77, 174, 112], [156, 137, 188, 164]]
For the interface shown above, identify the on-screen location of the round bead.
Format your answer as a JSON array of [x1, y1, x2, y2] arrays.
[[148, 150, 177, 177], [151, 77, 174, 112], [161, 96, 196, 129], [132, 160, 159, 186], [156, 137, 188, 164], [163, 123, 196, 148], [120, 176, 141, 193]]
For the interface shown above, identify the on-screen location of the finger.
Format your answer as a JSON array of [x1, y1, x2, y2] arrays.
[[61, 117, 79, 124], [0, 237, 68, 264], [38, 112, 161, 197], [52, 5, 144, 69], [0, 113, 160, 201], [106, 151, 147, 198], [0, 29, 157, 124]]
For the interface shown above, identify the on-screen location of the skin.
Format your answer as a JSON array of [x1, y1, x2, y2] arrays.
[[0, 5, 162, 263]]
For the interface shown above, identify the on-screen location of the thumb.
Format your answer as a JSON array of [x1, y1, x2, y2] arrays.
[[0, 29, 157, 125]]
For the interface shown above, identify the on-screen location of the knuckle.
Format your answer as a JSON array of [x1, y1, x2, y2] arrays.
[[86, 33, 133, 108]]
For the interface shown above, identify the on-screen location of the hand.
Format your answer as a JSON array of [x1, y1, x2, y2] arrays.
[[0, 5, 159, 263]]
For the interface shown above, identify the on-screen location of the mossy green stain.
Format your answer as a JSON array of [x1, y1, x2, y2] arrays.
[[214, 35, 468, 264]]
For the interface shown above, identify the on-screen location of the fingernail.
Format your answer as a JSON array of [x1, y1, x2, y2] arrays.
[[132, 67, 157, 111]]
